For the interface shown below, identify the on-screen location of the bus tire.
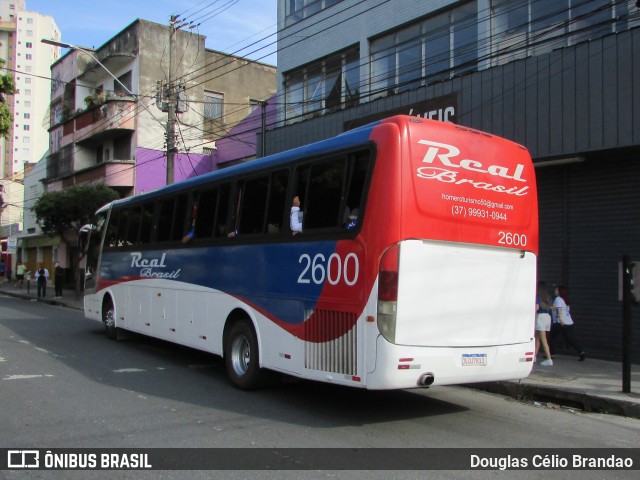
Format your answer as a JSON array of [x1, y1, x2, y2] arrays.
[[102, 299, 117, 340], [224, 319, 266, 390]]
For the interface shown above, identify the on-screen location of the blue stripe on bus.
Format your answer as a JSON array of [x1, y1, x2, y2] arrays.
[[100, 241, 342, 325]]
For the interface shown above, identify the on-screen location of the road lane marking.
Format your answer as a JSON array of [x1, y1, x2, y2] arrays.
[[4, 374, 54, 380]]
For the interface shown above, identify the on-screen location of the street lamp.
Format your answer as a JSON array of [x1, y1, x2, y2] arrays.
[[40, 38, 135, 97]]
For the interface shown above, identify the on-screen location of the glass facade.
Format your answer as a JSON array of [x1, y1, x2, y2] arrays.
[[285, 47, 360, 121], [282, 0, 639, 123]]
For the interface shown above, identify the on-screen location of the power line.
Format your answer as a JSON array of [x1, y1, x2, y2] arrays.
[[7, 0, 637, 208]]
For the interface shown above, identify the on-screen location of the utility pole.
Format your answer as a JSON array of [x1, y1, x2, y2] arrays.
[[260, 100, 268, 157], [154, 16, 190, 183], [165, 15, 178, 185]]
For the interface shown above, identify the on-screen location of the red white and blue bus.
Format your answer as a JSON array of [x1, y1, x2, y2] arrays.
[[82, 115, 538, 390]]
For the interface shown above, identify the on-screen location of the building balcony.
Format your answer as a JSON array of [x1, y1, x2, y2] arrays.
[[46, 158, 135, 192], [60, 97, 136, 147], [46, 145, 134, 191], [63, 160, 135, 189]]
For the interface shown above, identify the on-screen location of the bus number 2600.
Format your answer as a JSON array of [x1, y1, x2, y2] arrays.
[[298, 253, 359, 286], [498, 231, 527, 246]]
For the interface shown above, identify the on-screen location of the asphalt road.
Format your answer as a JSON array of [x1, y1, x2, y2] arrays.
[[1, 295, 638, 479]]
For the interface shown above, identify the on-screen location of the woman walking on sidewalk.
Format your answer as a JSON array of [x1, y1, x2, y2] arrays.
[[551, 285, 586, 361], [535, 281, 554, 366]]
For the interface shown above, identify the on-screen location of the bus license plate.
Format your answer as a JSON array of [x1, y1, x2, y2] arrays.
[[462, 353, 487, 366]]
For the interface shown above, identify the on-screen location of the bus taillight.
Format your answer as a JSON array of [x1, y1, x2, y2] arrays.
[[378, 244, 399, 343], [379, 244, 399, 301]]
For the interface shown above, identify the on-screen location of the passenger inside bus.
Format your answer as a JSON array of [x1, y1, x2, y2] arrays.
[[344, 207, 359, 230], [290, 195, 303, 235], [182, 201, 199, 243]]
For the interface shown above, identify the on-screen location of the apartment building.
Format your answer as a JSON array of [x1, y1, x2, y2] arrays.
[[0, 0, 59, 274], [269, 0, 640, 361], [17, 18, 275, 282]]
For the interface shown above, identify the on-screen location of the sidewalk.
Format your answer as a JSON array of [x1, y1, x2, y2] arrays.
[[1, 280, 638, 418], [473, 355, 640, 419], [0, 279, 84, 311]]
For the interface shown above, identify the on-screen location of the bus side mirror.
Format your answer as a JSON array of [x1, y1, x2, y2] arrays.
[[78, 224, 94, 254]]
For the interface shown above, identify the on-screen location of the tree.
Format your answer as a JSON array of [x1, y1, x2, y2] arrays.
[[0, 59, 16, 138], [33, 184, 120, 295]]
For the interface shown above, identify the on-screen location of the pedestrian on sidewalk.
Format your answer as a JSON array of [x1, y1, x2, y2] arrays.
[[15, 261, 26, 288], [54, 263, 64, 298], [535, 281, 553, 366], [551, 285, 586, 361], [35, 264, 49, 298]]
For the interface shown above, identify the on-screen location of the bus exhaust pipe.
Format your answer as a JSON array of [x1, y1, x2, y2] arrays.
[[417, 373, 435, 387]]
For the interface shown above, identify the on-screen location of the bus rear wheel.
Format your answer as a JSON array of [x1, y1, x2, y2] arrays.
[[102, 300, 117, 340], [224, 320, 266, 390]]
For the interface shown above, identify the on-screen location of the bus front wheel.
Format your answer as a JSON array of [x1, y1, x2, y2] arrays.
[[102, 300, 117, 340], [224, 320, 266, 390]]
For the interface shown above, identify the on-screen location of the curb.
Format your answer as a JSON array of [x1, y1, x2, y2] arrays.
[[0, 289, 83, 311], [471, 381, 640, 420]]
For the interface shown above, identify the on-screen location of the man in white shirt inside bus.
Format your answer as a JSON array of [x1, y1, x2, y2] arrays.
[[290, 196, 303, 236]]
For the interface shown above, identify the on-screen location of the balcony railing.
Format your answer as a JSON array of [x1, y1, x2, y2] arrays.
[[59, 97, 137, 146]]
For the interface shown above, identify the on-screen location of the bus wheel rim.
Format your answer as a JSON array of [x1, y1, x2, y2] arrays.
[[231, 335, 250, 376], [104, 308, 115, 329]]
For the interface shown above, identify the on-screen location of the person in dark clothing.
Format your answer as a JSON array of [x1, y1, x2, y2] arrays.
[[35, 264, 49, 298], [54, 263, 64, 297]]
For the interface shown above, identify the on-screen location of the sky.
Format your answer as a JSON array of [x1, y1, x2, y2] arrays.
[[25, 0, 279, 65]]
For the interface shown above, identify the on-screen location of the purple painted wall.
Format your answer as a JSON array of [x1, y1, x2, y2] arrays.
[[135, 95, 276, 194], [213, 96, 276, 165], [135, 148, 214, 194]]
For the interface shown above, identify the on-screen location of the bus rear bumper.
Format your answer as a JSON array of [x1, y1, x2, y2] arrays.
[[365, 336, 535, 390]]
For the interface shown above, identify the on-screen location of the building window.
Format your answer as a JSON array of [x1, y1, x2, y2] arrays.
[[204, 91, 223, 121], [25, 42, 32, 48], [23, 113, 30, 119], [285, 0, 343, 26], [23, 137, 30, 143], [489, 0, 640, 66], [370, 2, 478, 100], [284, 46, 360, 122], [23, 125, 30, 131], [115, 71, 132, 95], [25, 54, 32, 60]]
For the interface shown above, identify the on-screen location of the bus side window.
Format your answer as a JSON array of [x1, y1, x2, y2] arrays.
[[215, 184, 231, 237], [195, 188, 217, 239], [238, 176, 269, 235], [343, 152, 371, 228], [172, 194, 189, 241], [266, 170, 289, 234], [305, 158, 345, 230], [126, 206, 142, 245], [107, 210, 120, 248], [156, 199, 175, 242], [116, 209, 130, 247], [139, 202, 155, 244]]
